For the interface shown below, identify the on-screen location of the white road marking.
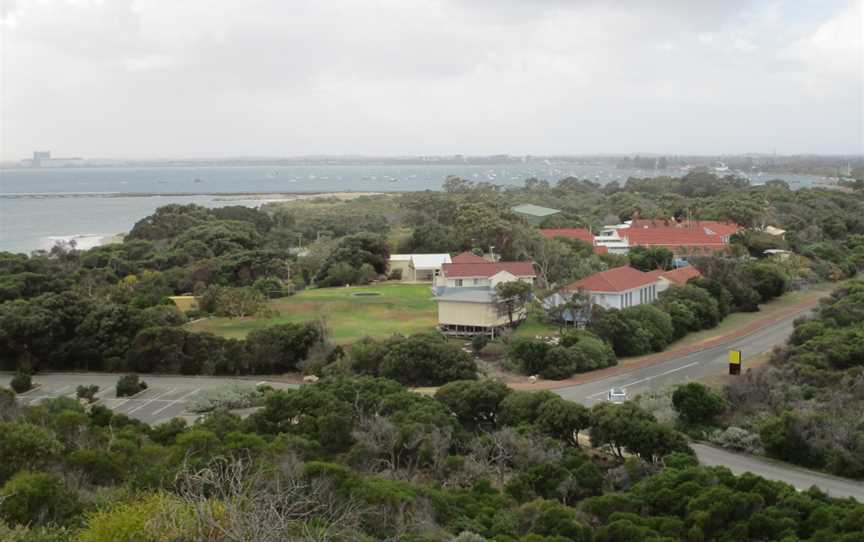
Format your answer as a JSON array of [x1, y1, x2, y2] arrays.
[[151, 388, 200, 416], [95, 387, 114, 398], [587, 361, 701, 398], [126, 389, 177, 414]]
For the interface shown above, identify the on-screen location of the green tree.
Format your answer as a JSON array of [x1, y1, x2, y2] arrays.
[[536, 398, 591, 448], [494, 281, 533, 327], [435, 380, 510, 429], [243, 322, 322, 374], [379, 333, 477, 386], [628, 246, 674, 272], [671, 383, 726, 426], [0, 422, 63, 483], [0, 471, 79, 526], [315, 233, 390, 284]]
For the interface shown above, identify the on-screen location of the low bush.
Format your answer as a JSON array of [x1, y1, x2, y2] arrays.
[[187, 384, 265, 413], [116, 374, 147, 398], [708, 426, 764, 454], [471, 334, 489, 354], [9, 373, 31, 394], [76, 385, 100, 403]]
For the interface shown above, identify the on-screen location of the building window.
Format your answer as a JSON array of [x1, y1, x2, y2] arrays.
[[455, 279, 463, 287]]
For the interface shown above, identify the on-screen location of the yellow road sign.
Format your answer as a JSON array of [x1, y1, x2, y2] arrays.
[[729, 350, 742, 364]]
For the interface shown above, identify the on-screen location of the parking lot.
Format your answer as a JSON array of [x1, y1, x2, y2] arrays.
[[2, 373, 297, 425]]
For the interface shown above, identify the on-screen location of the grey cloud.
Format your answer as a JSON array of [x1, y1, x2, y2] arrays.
[[0, 0, 860, 159]]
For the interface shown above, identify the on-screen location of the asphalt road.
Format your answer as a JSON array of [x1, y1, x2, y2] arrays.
[[555, 315, 798, 405], [692, 443, 864, 501], [1, 373, 296, 426], [554, 308, 864, 502]]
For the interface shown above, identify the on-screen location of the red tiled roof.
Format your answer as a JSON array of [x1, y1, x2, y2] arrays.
[[442, 261, 536, 278], [643, 269, 666, 281], [694, 221, 741, 237], [564, 266, 658, 293], [620, 228, 728, 252], [630, 219, 678, 228], [660, 266, 702, 285], [451, 251, 488, 264], [593, 245, 609, 255], [629, 219, 741, 237], [539, 228, 593, 244]]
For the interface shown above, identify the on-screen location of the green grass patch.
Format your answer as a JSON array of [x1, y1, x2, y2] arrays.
[[186, 283, 437, 344], [510, 313, 560, 339]]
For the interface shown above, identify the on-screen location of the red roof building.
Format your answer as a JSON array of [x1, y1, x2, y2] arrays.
[[658, 266, 702, 285], [562, 266, 661, 309], [619, 227, 729, 254], [441, 261, 536, 279], [451, 251, 489, 264], [564, 266, 657, 293], [628, 219, 741, 240]]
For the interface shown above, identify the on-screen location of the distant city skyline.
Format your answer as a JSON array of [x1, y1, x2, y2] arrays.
[[1, 0, 861, 160]]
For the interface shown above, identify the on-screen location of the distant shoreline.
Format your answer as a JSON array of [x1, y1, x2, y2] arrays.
[[0, 190, 393, 200]]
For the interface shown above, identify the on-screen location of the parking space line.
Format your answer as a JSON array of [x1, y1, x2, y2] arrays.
[[126, 389, 177, 414], [95, 386, 114, 398], [128, 386, 155, 399], [151, 388, 201, 416]]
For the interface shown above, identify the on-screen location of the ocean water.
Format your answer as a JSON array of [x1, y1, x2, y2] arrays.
[[0, 164, 821, 253]]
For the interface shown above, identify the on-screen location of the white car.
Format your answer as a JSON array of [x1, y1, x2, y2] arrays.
[[607, 388, 627, 404]]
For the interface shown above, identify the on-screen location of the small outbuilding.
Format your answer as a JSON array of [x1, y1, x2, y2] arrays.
[[512, 204, 561, 225], [388, 253, 452, 282]]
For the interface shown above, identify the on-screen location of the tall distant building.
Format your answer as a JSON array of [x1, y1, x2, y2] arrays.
[[21, 151, 83, 168]]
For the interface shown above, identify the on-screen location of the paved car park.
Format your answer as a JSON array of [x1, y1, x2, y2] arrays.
[[2, 373, 298, 426]]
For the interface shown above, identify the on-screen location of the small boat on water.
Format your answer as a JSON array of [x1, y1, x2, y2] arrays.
[[194, 178, 204, 183]]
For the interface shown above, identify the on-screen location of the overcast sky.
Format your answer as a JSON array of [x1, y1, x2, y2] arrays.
[[1, 0, 862, 160]]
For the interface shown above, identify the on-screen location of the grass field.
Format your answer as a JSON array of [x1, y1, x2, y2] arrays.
[[187, 283, 437, 344]]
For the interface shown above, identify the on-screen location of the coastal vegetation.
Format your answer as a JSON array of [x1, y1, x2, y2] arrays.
[[2, 376, 863, 540], [718, 280, 864, 478]]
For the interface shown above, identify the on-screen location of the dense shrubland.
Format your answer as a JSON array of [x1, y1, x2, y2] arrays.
[[718, 280, 864, 478], [2, 377, 861, 541]]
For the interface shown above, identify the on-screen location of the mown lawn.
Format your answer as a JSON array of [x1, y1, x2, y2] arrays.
[[187, 283, 437, 344]]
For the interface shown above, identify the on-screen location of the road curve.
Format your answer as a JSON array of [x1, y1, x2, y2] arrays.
[[555, 313, 799, 405], [552, 307, 864, 502], [693, 443, 864, 501]]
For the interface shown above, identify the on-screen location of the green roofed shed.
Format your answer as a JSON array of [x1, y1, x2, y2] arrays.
[[511, 203, 561, 225]]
